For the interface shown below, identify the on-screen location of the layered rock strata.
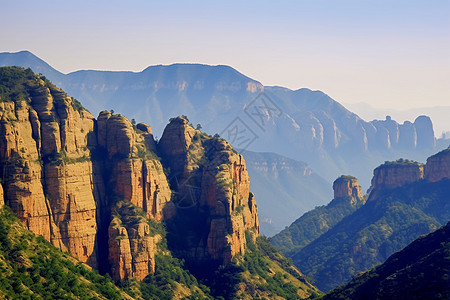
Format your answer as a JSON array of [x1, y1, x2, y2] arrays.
[[0, 74, 98, 266], [333, 175, 363, 200], [424, 148, 450, 182], [0, 68, 261, 281], [159, 117, 260, 265], [368, 149, 450, 201]]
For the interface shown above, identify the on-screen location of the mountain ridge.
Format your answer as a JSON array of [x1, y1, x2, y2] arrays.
[[1, 50, 444, 236], [271, 148, 450, 292], [0, 66, 318, 299]]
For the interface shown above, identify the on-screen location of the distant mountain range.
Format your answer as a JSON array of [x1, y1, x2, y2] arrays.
[[345, 102, 450, 138], [0, 67, 319, 299], [271, 148, 450, 291], [2, 50, 448, 235], [243, 150, 331, 236]]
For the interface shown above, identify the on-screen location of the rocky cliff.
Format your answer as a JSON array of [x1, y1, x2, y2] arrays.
[[159, 117, 260, 266], [0, 68, 168, 280], [368, 159, 424, 201], [333, 175, 363, 200], [424, 148, 450, 182], [0, 68, 98, 266], [0, 67, 260, 283]]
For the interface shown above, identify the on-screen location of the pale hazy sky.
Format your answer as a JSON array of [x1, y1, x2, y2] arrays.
[[2, 0, 450, 110]]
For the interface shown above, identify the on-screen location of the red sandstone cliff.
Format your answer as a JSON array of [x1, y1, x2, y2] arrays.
[[0, 68, 262, 282], [368, 160, 424, 201], [333, 176, 363, 202], [159, 117, 260, 265], [0, 76, 98, 266], [424, 148, 450, 183]]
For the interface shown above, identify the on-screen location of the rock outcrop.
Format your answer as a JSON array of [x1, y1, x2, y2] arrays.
[[370, 115, 435, 151], [368, 160, 424, 201], [425, 148, 450, 182], [333, 175, 363, 200], [0, 67, 261, 282], [0, 70, 98, 266], [0, 68, 169, 279], [108, 202, 161, 281], [159, 117, 260, 265], [97, 112, 171, 221]]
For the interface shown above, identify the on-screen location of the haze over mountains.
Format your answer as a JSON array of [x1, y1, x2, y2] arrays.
[[345, 102, 450, 139], [271, 149, 450, 291], [0, 67, 320, 299], [1, 50, 447, 235]]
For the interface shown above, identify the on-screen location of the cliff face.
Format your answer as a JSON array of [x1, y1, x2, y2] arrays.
[[0, 68, 261, 282], [107, 202, 161, 281], [0, 68, 170, 281], [333, 176, 363, 200], [425, 148, 450, 183], [159, 117, 260, 265], [0, 180, 3, 208], [368, 160, 424, 201], [97, 112, 171, 221], [0, 71, 98, 266], [367, 149, 450, 202]]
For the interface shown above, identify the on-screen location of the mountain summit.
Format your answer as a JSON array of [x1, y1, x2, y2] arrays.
[[1, 50, 443, 234], [0, 66, 317, 299]]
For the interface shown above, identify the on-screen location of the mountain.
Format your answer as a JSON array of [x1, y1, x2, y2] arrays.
[[273, 148, 450, 292], [0, 66, 318, 299], [1, 53, 441, 178], [2, 51, 444, 237], [344, 101, 450, 138], [0, 50, 64, 82], [270, 176, 366, 255], [243, 150, 331, 236], [324, 221, 450, 299]]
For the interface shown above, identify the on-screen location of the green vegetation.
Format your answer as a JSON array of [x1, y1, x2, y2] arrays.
[[228, 236, 321, 299], [138, 254, 211, 300], [380, 158, 422, 167], [70, 97, 86, 113], [286, 179, 450, 292], [270, 194, 366, 256], [0, 67, 35, 103], [133, 142, 160, 161], [324, 221, 450, 299], [0, 206, 128, 299], [43, 150, 91, 166]]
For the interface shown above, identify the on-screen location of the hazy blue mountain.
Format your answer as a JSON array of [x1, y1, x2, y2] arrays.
[[1, 50, 443, 236], [344, 101, 450, 138], [243, 150, 331, 236], [0, 50, 64, 82]]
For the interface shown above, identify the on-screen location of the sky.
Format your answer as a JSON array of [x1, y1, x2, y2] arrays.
[[2, 0, 450, 111]]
